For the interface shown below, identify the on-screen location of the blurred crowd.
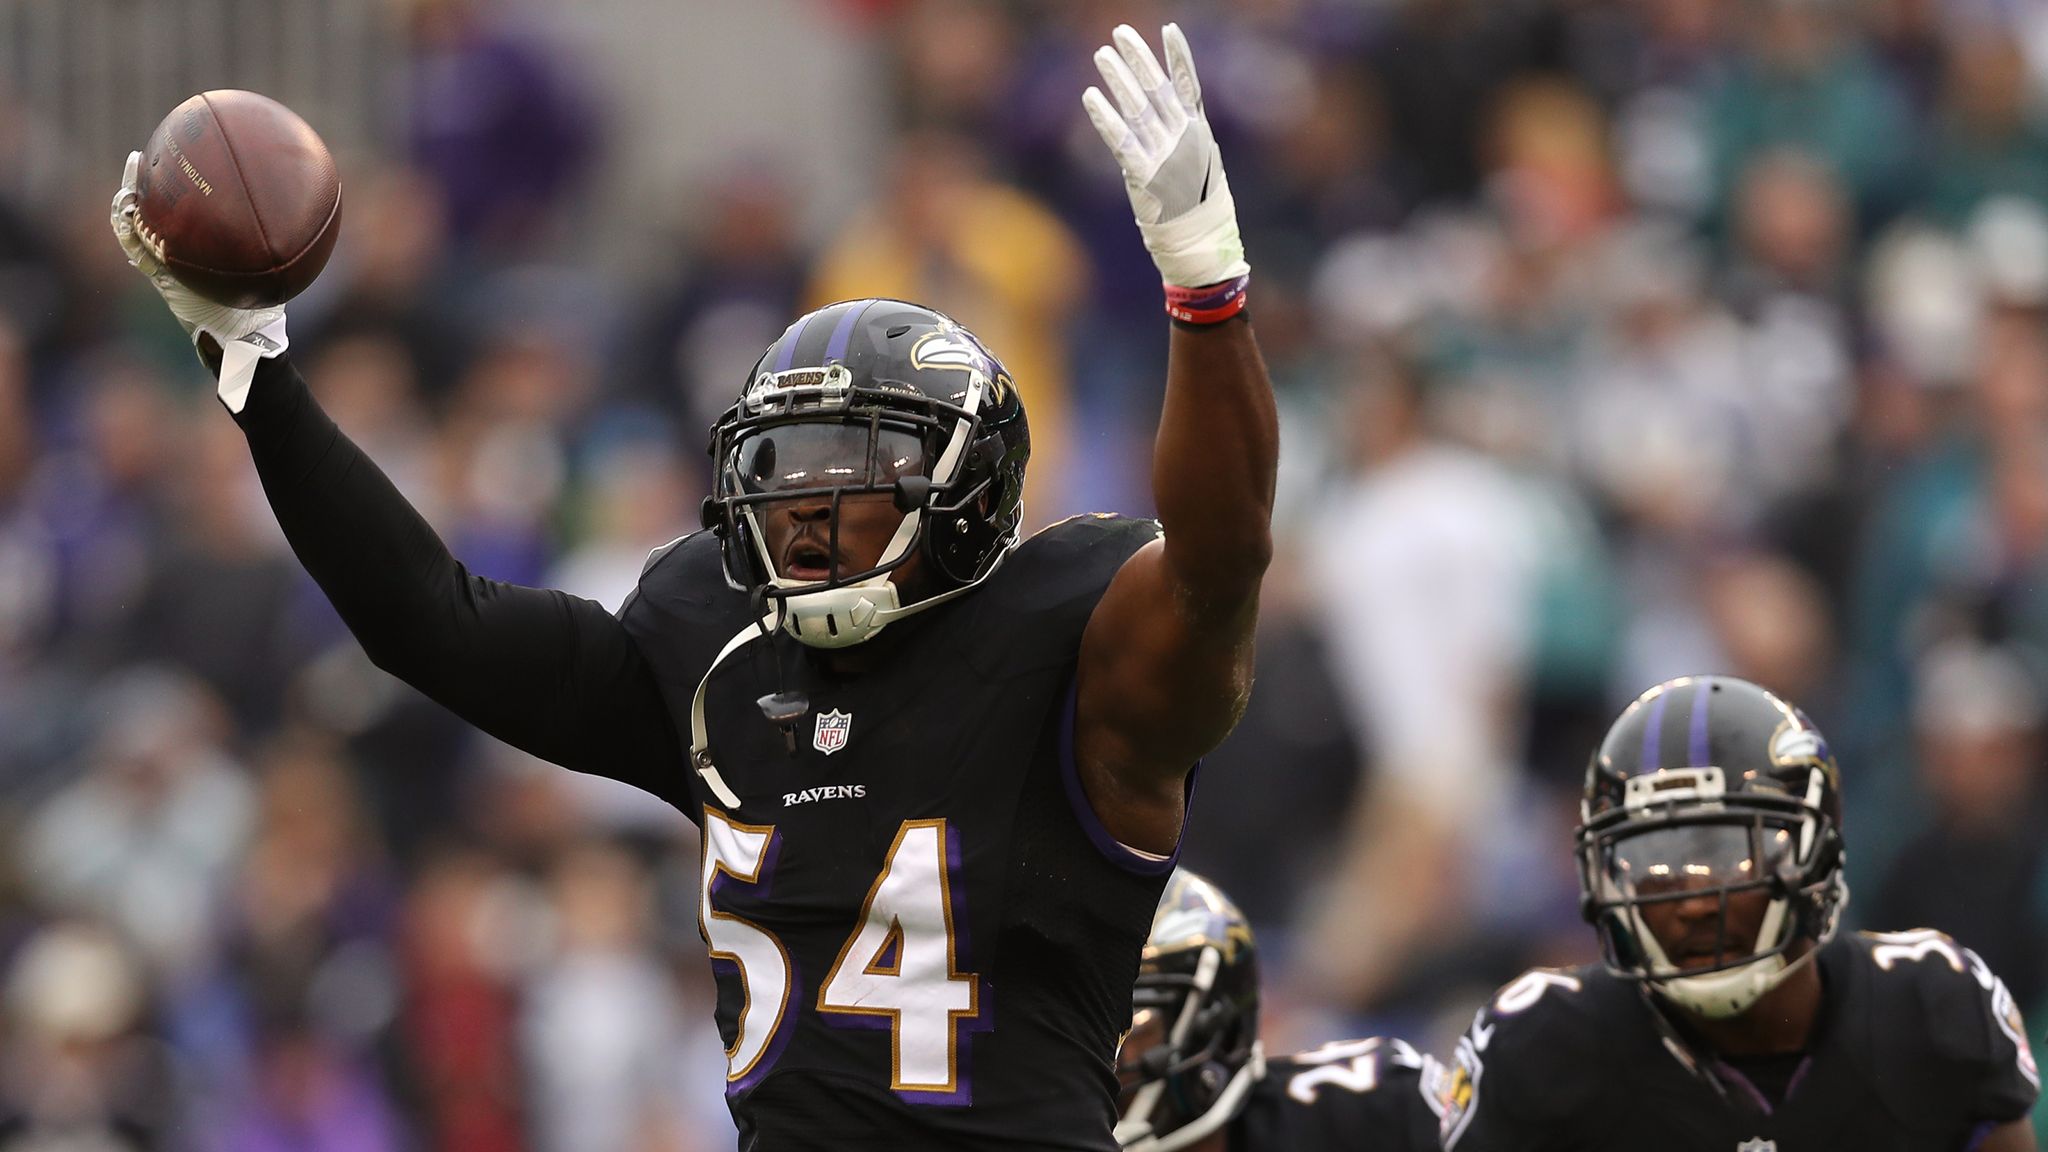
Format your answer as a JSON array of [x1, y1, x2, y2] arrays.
[[0, 0, 2047, 1147]]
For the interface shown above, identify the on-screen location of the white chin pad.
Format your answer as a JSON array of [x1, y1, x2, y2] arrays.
[[779, 577, 903, 649], [1652, 953, 1788, 1018], [1636, 896, 1795, 1018]]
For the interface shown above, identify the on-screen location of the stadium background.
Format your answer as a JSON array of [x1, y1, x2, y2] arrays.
[[0, 0, 2043, 1146]]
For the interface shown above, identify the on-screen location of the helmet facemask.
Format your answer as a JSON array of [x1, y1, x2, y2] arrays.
[[1115, 945, 1264, 1152], [1577, 765, 1846, 1018]]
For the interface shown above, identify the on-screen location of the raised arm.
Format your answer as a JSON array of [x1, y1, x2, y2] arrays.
[[234, 355, 685, 790], [1073, 25, 1277, 855], [110, 155, 687, 800]]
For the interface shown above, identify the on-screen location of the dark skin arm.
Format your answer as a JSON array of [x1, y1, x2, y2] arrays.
[[1073, 316, 1277, 854], [1976, 1119, 2035, 1152]]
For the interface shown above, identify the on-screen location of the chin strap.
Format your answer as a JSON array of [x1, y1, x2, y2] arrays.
[[684, 571, 992, 812], [1117, 1042, 1265, 1152], [689, 607, 780, 809]]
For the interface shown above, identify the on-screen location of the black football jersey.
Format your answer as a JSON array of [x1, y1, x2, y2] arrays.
[[1231, 1038, 1443, 1152], [1438, 930, 2041, 1150], [620, 514, 1180, 1150]]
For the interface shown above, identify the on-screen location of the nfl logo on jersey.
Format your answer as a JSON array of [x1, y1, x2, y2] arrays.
[[813, 709, 852, 755], [1736, 1140, 1777, 1152]]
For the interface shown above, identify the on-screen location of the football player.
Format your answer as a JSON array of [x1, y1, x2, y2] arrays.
[[1116, 870, 1442, 1152], [1439, 675, 2041, 1150], [108, 23, 1276, 1152]]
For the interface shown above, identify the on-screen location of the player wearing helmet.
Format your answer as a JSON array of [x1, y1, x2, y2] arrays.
[[1439, 675, 2040, 1151], [112, 23, 1277, 1152], [1116, 870, 1441, 1152]]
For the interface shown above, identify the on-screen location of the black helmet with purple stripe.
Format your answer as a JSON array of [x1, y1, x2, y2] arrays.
[[1576, 675, 1847, 1018], [702, 299, 1029, 647]]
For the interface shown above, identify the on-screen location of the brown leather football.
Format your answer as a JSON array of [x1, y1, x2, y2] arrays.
[[132, 90, 343, 309]]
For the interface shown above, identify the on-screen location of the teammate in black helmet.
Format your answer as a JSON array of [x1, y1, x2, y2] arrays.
[[112, 23, 1279, 1152], [1116, 870, 1442, 1152], [1438, 675, 2040, 1151]]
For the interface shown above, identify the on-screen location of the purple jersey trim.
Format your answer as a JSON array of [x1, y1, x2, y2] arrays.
[[1711, 1059, 1775, 1115], [1058, 677, 1195, 876], [714, 826, 801, 1097]]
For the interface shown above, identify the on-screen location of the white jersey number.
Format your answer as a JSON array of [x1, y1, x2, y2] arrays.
[[699, 810, 794, 1083], [1285, 1037, 1425, 1104], [699, 812, 979, 1097], [818, 820, 979, 1093]]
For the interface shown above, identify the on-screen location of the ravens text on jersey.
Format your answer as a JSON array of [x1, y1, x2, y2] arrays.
[[1115, 870, 1442, 1152]]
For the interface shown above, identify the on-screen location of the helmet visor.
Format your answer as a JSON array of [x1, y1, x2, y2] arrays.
[[1600, 820, 1796, 972], [732, 422, 929, 497]]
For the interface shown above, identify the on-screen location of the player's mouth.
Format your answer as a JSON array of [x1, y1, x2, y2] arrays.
[[782, 539, 838, 582], [1671, 935, 1752, 970]]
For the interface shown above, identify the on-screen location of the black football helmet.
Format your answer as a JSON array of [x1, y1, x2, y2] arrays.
[[702, 299, 1029, 648], [1577, 676, 1848, 1018], [1115, 870, 1264, 1152]]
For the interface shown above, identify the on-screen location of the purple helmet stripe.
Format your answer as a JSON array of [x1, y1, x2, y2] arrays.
[[1687, 680, 1713, 766], [1641, 688, 1670, 771], [823, 299, 875, 363], [772, 311, 818, 373]]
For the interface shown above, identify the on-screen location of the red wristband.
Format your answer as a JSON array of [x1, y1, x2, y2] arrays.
[[1164, 274, 1250, 325]]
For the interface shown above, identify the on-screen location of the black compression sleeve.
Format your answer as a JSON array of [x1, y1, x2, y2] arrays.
[[231, 354, 688, 802]]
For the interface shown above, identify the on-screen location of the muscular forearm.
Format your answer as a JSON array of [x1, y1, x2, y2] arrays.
[[229, 355, 684, 788], [1153, 316, 1277, 603]]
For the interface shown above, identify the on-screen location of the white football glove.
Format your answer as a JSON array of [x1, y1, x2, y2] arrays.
[[1083, 23, 1249, 289], [110, 150, 288, 413]]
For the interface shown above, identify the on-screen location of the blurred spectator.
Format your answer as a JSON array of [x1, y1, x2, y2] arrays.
[[1366, 0, 1562, 205], [1300, 345, 1544, 1008], [21, 670, 255, 981], [222, 1010, 402, 1152], [1927, 31, 2048, 225], [808, 130, 1088, 521], [397, 848, 532, 1152], [618, 165, 807, 434], [400, 0, 602, 258], [1234, 62, 1413, 284], [182, 735, 402, 1094], [41, 356, 174, 662], [302, 333, 439, 521], [1866, 640, 2048, 1015], [125, 416, 306, 732], [1178, 553, 1364, 933], [1700, 0, 1916, 230], [1720, 151, 1857, 498], [551, 438, 696, 615], [0, 321, 56, 676], [1572, 221, 1749, 528], [889, 0, 1016, 135], [304, 170, 469, 401], [521, 842, 688, 1152], [434, 334, 585, 588], [1700, 551, 1837, 706], [0, 922, 181, 1152]]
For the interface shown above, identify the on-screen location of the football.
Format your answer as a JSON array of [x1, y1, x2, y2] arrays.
[[131, 90, 342, 309]]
